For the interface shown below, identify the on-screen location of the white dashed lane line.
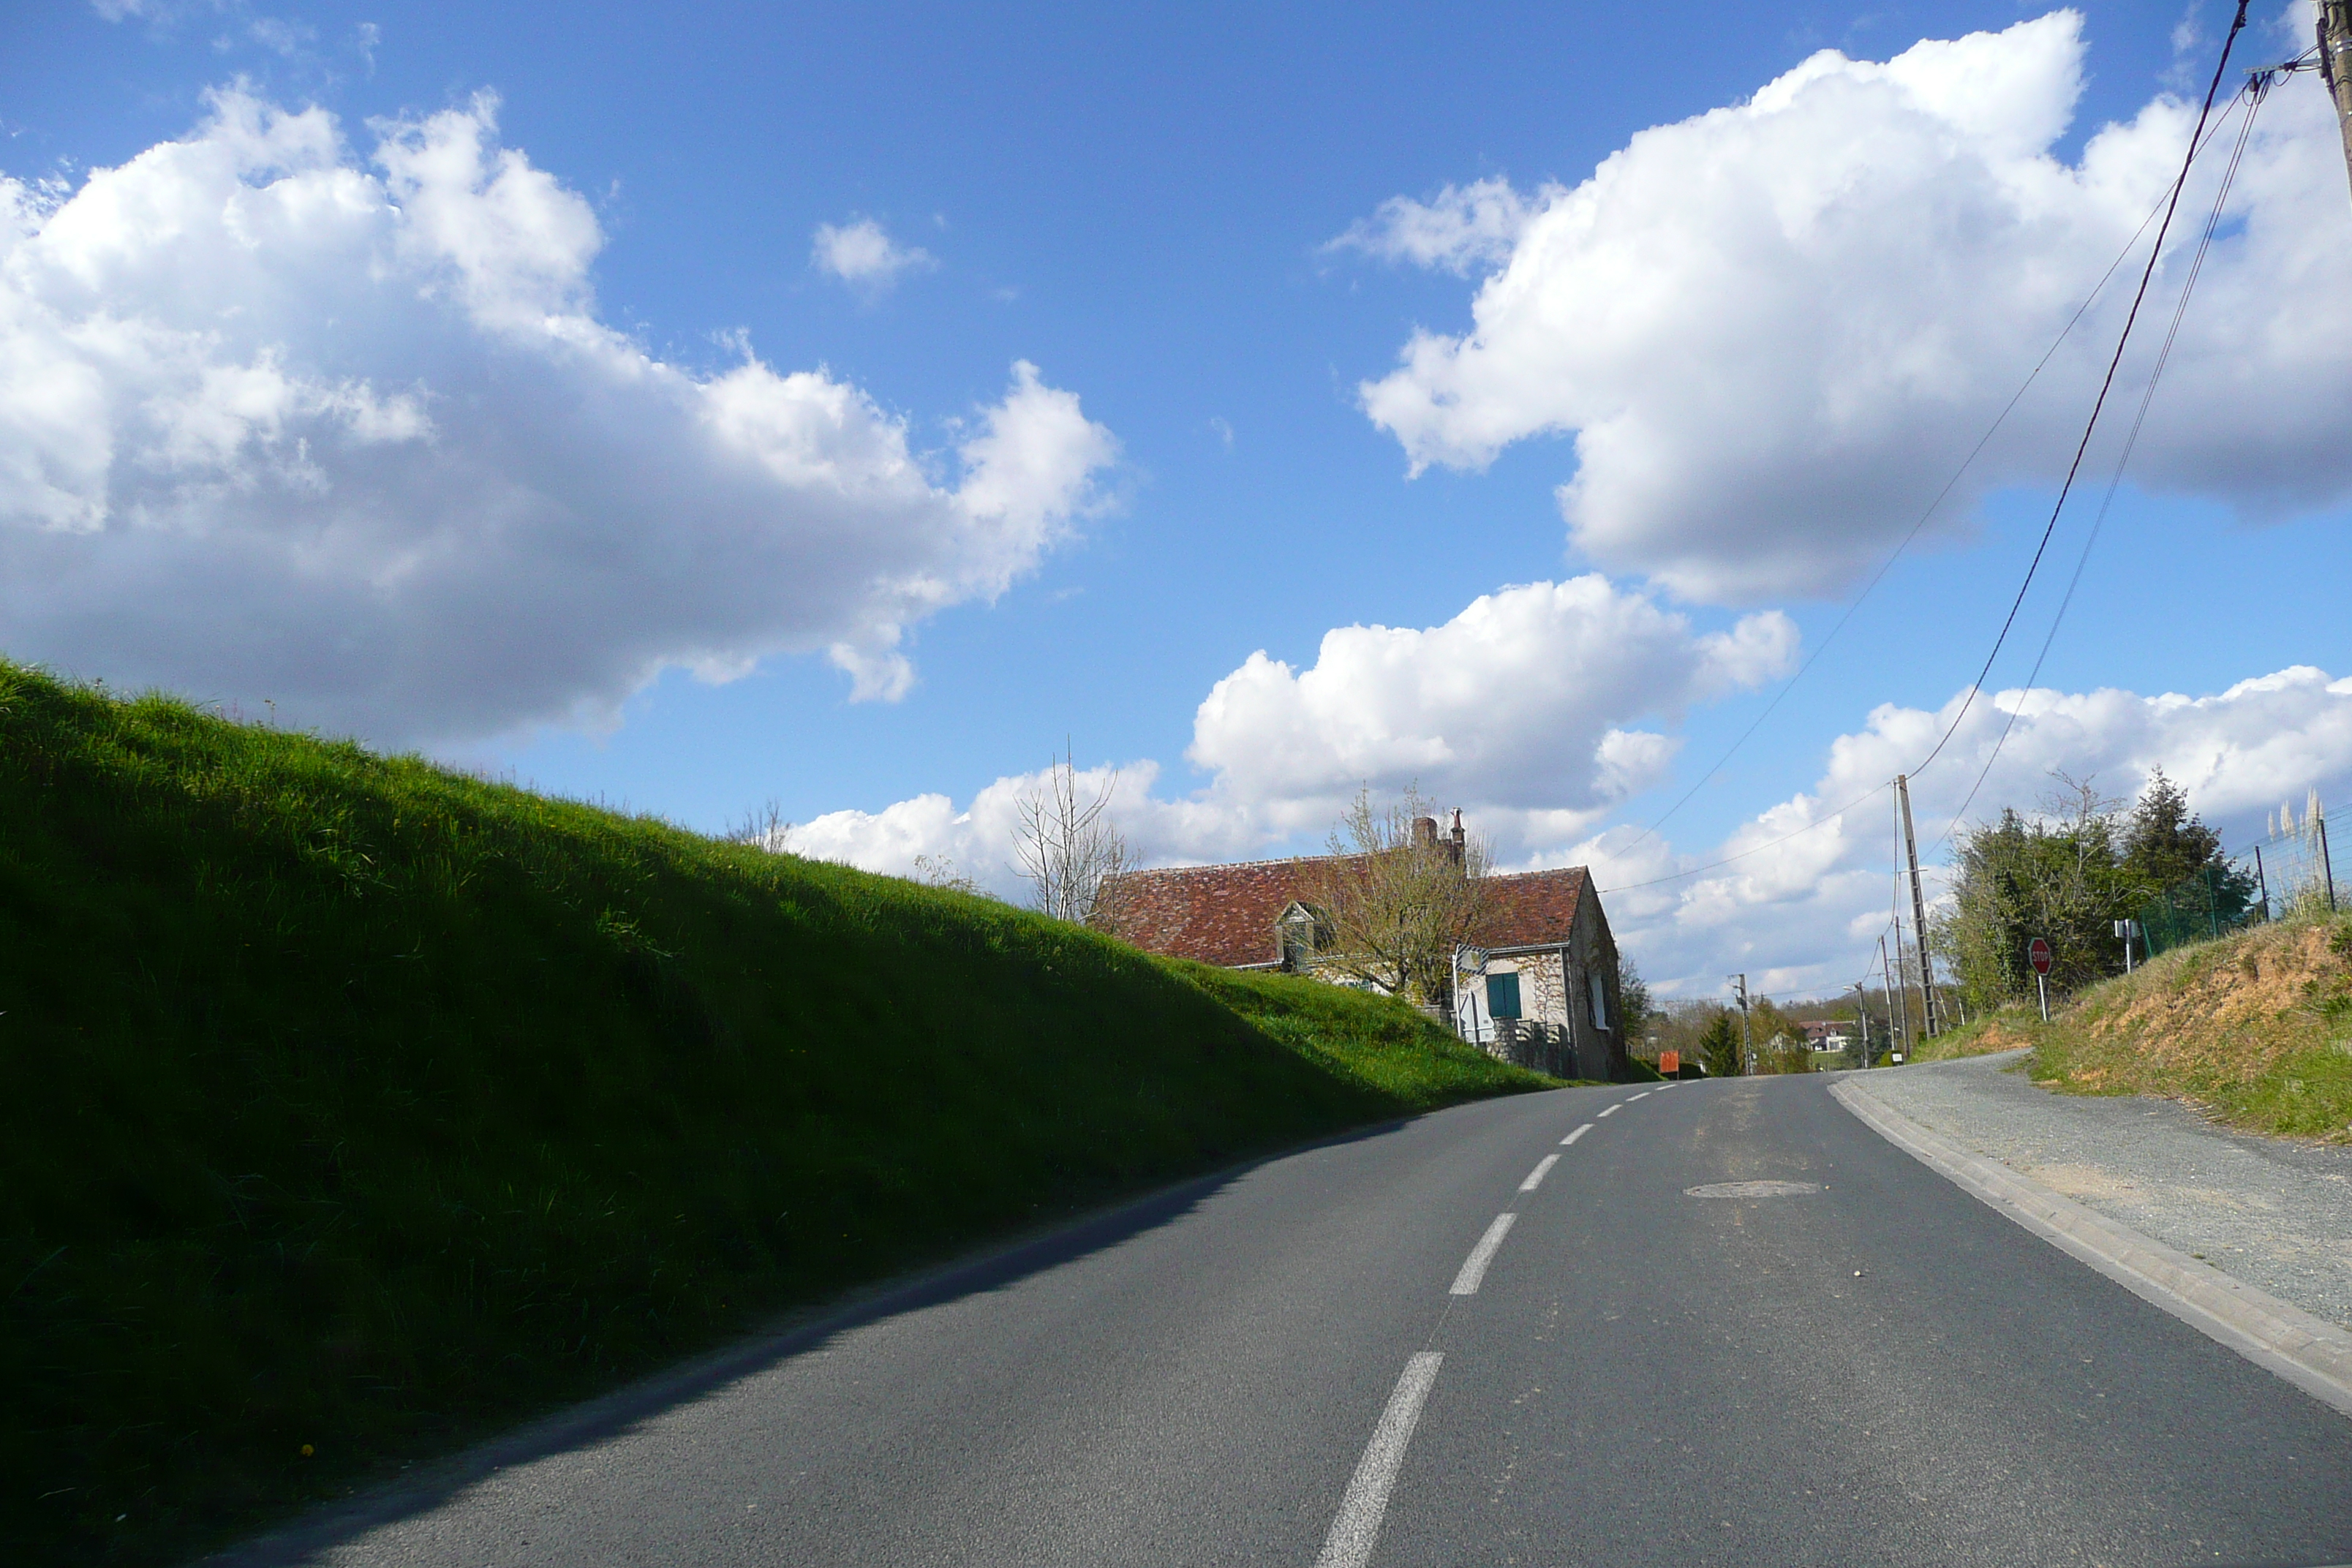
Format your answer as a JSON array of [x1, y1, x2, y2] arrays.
[[1312, 1351, 1444, 1568], [1324, 1090, 1643, 1563], [1449, 1213, 1517, 1296], [1627, 1090, 1651, 1101], [1597, 1104, 1621, 1118]]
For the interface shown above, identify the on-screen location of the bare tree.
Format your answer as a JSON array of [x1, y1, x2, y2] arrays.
[[725, 799, 793, 853], [1013, 747, 1133, 929], [1301, 785, 1490, 1006], [911, 853, 985, 897]]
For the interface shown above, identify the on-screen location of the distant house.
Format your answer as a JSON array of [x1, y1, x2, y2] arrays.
[[1798, 1019, 1852, 1051], [1104, 815, 1627, 1081]]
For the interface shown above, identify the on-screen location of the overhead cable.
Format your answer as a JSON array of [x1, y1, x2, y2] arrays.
[[1607, 87, 2257, 865], [1599, 2, 2253, 902], [1935, 68, 2270, 851], [1599, 780, 1891, 894], [1904, 0, 2253, 787]]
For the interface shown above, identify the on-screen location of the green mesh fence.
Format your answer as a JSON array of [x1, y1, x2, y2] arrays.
[[2134, 814, 2339, 961]]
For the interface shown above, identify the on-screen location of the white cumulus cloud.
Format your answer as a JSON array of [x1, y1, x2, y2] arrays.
[[810, 216, 937, 290], [784, 575, 1795, 887], [1578, 664, 2352, 999], [790, 647, 2352, 1007], [1326, 176, 1534, 275], [0, 88, 1115, 741], [1188, 576, 1795, 822], [1348, 10, 2352, 603]]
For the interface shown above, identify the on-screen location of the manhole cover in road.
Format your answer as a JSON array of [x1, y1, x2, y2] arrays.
[[1684, 1180, 1821, 1198]]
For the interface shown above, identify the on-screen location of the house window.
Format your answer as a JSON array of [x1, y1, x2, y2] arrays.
[[1588, 968, 1610, 1030], [1487, 971, 1522, 1020], [1278, 903, 1331, 971]]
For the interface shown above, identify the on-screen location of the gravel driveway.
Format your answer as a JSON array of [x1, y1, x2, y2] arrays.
[[1848, 1049, 2352, 1331]]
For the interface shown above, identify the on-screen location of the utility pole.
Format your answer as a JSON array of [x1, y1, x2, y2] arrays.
[[2321, 0, 2352, 202], [1880, 932, 1909, 1061], [1895, 774, 1941, 1036], [1851, 981, 1871, 1068], [1730, 973, 1752, 1075]]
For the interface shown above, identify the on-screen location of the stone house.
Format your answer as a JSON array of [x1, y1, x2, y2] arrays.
[[1104, 816, 1628, 1081]]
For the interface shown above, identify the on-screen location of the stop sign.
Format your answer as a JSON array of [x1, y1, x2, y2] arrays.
[[2027, 937, 2054, 976]]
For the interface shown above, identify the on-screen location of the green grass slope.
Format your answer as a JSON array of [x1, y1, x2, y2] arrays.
[[0, 663, 1548, 1566]]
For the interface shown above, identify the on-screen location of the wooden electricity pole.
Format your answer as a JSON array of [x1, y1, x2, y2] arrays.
[[1895, 774, 1941, 1036], [1881, 931, 1910, 1060], [2321, 1, 2352, 201], [1731, 973, 1752, 1074]]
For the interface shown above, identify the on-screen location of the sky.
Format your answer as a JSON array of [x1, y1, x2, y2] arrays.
[[6, 0, 2350, 1003]]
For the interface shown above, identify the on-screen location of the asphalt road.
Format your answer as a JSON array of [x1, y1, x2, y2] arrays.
[[240, 1074, 2352, 1568]]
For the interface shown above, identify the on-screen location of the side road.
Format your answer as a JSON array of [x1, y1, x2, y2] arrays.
[[1849, 1049, 2352, 1330]]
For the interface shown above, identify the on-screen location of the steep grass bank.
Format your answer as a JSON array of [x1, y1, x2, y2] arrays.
[[1898, 916, 2352, 1140], [0, 664, 1547, 1567]]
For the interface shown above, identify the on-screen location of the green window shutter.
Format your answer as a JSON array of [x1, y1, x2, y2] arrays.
[[1488, 971, 1522, 1019]]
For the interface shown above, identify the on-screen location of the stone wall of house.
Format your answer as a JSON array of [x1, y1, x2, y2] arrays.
[[1485, 950, 1567, 1030], [1562, 897, 1625, 1081]]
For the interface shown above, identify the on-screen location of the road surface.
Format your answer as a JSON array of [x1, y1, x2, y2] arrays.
[[224, 1074, 2352, 1567]]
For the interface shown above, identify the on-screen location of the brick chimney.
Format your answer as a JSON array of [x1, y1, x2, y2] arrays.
[[1448, 808, 1466, 866], [1413, 815, 1439, 848]]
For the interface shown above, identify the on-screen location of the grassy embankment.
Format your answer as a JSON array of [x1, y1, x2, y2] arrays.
[[1901, 914, 2352, 1142], [0, 663, 1551, 1567]]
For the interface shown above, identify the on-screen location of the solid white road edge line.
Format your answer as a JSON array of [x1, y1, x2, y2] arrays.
[[1597, 1104, 1620, 1118], [1448, 1213, 1517, 1296], [1831, 1078, 2352, 1421], [1312, 1351, 1444, 1568], [1520, 1153, 1561, 1192], [1561, 1123, 1592, 1145]]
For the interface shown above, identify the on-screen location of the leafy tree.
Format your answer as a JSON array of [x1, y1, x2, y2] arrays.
[[2119, 767, 2257, 941], [1937, 769, 2252, 1009], [1939, 779, 2129, 1006], [1697, 1010, 1743, 1078], [1615, 951, 1652, 1044], [1744, 995, 1816, 1074], [2121, 769, 2223, 894]]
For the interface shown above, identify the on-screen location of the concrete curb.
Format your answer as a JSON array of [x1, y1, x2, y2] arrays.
[[1830, 1077, 2352, 1422]]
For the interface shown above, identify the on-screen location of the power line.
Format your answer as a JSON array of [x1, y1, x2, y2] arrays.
[[1599, 780, 1890, 894], [1607, 89, 2256, 864], [1599, 2, 2253, 905], [1905, 0, 2253, 788], [1935, 68, 2270, 851]]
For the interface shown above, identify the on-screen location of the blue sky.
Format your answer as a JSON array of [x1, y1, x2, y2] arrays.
[[7, 0, 2349, 998]]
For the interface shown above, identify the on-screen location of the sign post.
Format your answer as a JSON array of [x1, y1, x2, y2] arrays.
[[2112, 919, 2140, 974], [2027, 937, 2054, 1022], [1452, 945, 1488, 1044]]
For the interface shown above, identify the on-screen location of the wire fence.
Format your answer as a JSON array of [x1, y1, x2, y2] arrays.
[[2136, 808, 2339, 961]]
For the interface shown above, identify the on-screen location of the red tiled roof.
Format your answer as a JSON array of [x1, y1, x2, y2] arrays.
[[1103, 859, 1590, 968], [1475, 867, 1588, 950], [1104, 857, 1318, 967]]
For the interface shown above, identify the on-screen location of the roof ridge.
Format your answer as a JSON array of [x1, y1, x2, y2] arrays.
[[1112, 857, 1589, 881], [1109, 853, 1335, 878]]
